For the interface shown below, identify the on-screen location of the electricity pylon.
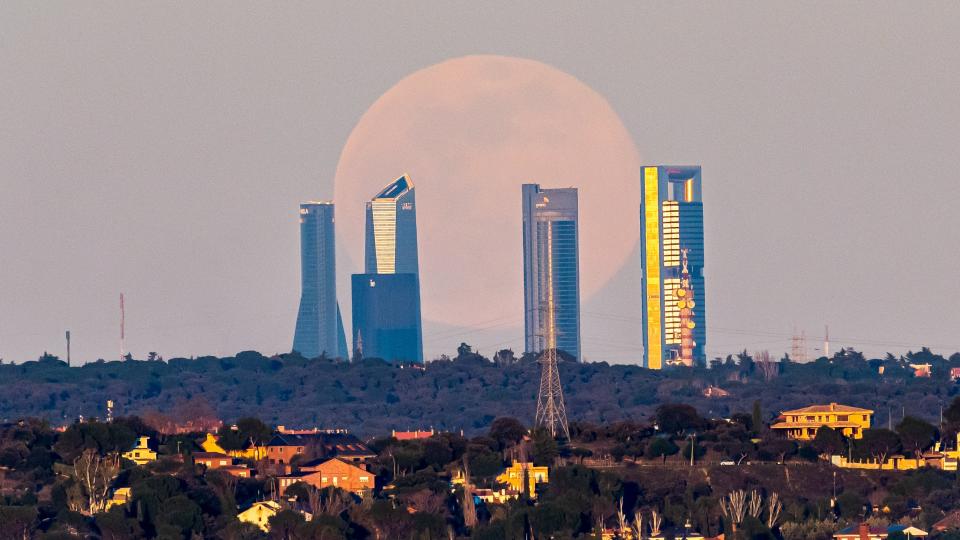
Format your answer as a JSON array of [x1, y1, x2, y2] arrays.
[[534, 222, 570, 440]]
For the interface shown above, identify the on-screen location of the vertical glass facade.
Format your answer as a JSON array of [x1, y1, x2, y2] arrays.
[[351, 274, 422, 363], [522, 184, 581, 360], [293, 202, 346, 359], [353, 175, 423, 363], [640, 166, 706, 368]]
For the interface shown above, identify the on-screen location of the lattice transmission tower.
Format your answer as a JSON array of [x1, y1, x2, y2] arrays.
[[534, 224, 570, 439]]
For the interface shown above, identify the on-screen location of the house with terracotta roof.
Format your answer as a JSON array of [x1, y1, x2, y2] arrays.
[[267, 432, 375, 466], [193, 451, 234, 470], [276, 457, 374, 497], [933, 510, 960, 533], [771, 402, 873, 441], [392, 429, 435, 441]]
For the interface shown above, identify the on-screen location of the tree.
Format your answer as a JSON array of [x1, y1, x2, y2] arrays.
[[68, 449, 120, 515], [489, 417, 526, 451], [95, 511, 144, 540], [836, 491, 865, 520], [268, 509, 307, 539], [646, 438, 679, 462], [0, 505, 38, 540], [896, 416, 937, 459], [530, 428, 559, 465], [752, 401, 763, 435], [856, 429, 902, 468], [812, 426, 845, 456], [655, 404, 704, 435], [758, 438, 796, 463]]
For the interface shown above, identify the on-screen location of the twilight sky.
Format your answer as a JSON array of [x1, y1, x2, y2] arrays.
[[2, 2, 959, 365]]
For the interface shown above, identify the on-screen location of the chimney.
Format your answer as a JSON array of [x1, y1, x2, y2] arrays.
[[858, 522, 870, 540], [830, 403, 837, 411]]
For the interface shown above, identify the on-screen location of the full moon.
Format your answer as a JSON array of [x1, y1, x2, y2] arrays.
[[334, 55, 640, 354]]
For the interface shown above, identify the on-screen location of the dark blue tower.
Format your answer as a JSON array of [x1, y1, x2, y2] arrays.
[[293, 202, 347, 359], [352, 175, 423, 363]]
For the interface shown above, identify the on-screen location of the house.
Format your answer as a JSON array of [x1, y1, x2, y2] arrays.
[[833, 523, 927, 539], [770, 403, 872, 440], [277, 458, 374, 496], [266, 434, 307, 465], [933, 510, 960, 532], [495, 462, 549, 499], [193, 451, 234, 470], [122, 436, 158, 465], [392, 429, 435, 441], [200, 432, 267, 461], [238, 500, 282, 532], [702, 386, 730, 398], [950, 367, 960, 382], [472, 487, 520, 504], [222, 464, 252, 478], [267, 432, 375, 466], [237, 500, 312, 532], [105, 487, 131, 510], [910, 363, 932, 378]]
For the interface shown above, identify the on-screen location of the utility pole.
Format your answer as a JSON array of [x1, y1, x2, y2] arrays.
[[65, 330, 71, 367]]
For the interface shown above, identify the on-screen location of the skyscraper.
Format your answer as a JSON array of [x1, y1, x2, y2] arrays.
[[293, 202, 347, 359], [522, 184, 581, 360], [640, 166, 706, 369], [352, 175, 423, 363]]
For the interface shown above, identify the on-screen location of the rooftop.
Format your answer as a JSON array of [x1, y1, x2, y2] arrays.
[[781, 403, 873, 415], [373, 175, 413, 200]]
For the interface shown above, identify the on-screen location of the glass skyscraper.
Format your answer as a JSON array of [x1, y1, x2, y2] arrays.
[[640, 166, 706, 369], [352, 175, 423, 363], [522, 184, 581, 360], [293, 201, 347, 359]]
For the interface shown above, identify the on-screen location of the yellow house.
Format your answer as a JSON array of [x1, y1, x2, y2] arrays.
[[771, 403, 872, 440], [496, 462, 549, 499], [238, 500, 282, 532], [105, 487, 131, 510], [122, 436, 157, 465], [238, 500, 312, 532], [200, 433, 266, 461]]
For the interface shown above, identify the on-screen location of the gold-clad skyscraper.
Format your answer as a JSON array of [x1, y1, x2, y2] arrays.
[[640, 166, 706, 369]]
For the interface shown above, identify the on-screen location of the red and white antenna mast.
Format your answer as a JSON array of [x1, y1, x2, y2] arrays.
[[120, 293, 126, 361]]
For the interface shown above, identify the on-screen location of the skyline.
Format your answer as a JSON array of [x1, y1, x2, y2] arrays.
[[3, 3, 960, 364]]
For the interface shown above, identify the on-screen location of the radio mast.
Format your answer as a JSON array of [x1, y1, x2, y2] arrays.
[[120, 293, 126, 361]]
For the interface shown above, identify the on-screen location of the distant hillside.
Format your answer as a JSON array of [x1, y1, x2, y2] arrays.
[[0, 347, 956, 436]]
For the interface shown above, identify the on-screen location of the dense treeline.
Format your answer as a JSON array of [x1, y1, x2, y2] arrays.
[[1, 346, 958, 435]]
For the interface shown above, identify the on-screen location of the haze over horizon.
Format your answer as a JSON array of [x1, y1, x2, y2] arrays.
[[2, 2, 959, 365]]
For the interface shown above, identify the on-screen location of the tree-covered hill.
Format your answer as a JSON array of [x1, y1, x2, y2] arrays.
[[0, 347, 957, 436]]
